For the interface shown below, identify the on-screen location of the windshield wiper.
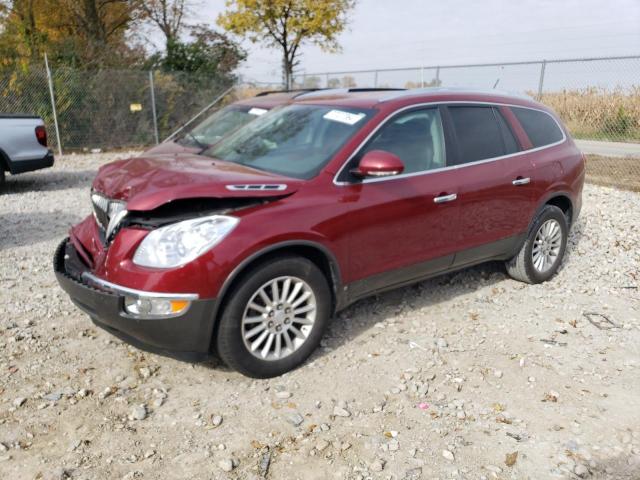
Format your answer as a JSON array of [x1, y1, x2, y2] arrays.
[[183, 131, 208, 150]]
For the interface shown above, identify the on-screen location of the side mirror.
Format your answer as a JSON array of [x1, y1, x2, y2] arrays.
[[351, 150, 405, 178]]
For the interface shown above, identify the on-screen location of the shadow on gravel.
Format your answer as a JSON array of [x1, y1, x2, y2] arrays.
[[1, 169, 96, 194], [321, 261, 508, 351], [0, 211, 82, 250]]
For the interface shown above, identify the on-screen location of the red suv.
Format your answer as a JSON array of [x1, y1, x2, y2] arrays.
[[55, 88, 584, 378]]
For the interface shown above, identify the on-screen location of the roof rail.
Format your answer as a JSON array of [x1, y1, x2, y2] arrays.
[[346, 88, 406, 92], [255, 88, 322, 97]]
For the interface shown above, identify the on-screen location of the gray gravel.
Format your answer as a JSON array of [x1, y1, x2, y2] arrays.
[[1, 152, 639, 479]]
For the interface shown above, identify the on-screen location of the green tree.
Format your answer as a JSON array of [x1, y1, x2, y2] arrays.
[[218, 0, 355, 89], [150, 25, 246, 79]]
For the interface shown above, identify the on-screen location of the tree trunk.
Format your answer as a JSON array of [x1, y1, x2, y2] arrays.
[[282, 52, 293, 90]]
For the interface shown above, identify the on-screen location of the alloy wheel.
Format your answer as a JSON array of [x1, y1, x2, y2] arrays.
[[532, 219, 563, 273], [241, 276, 317, 361]]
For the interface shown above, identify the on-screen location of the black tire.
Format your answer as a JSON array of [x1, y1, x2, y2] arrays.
[[506, 205, 568, 284], [0, 168, 5, 188], [216, 255, 331, 378]]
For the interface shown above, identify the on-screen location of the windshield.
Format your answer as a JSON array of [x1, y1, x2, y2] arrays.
[[205, 104, 375, 179], [178, 105, 268, 148]]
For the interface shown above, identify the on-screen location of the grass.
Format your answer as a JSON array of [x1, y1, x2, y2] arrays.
[[585, 154, 640, 192], [540, 87, 640, 144]]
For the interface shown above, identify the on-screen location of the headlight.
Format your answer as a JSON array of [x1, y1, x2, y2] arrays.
[[133, 215, 239, 268]]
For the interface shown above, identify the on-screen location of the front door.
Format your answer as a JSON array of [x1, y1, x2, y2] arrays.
[[336, 107, 462, 299]]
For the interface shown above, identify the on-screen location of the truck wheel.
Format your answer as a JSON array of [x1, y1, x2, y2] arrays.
[[506, 205, 568, 284], [216, 255, 331, 378]]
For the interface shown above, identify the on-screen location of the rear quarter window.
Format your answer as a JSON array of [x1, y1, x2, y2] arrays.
[[511, 107, 564, 148]]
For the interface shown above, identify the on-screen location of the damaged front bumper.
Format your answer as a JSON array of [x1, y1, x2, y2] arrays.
[[53, 238, 217, 361]]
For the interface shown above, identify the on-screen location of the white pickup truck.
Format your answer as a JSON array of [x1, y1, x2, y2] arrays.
[[0, 115, 54, 187]]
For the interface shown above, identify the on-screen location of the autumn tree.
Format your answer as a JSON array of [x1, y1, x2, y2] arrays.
[[0, 0, 144, 68], [218, 0, 355, 88], [141, 0, 189, 50]]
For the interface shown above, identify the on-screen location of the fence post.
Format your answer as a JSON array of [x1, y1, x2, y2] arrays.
[[537, 60, 547, 100], [44, 53, 63, 157], [373, 70, 378, 88], [435, 66, 441, 86], [325, 73, 329, 88], [149, 70, 159, 145], [420, 66, 425, 87]]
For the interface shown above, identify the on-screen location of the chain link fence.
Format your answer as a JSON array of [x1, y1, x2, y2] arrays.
[[0, 63, 234, 152], [294, 55, 640, 144]]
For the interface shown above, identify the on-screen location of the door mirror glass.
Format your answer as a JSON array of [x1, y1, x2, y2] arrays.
[[352, 150, 405, 178]]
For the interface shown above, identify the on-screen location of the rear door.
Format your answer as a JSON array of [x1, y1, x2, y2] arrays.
[[443, 104, 536, 266]]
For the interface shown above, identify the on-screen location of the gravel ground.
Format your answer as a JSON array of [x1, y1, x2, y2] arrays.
[[1, 153, 639, 480]]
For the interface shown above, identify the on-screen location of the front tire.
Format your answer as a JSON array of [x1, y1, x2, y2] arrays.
[[216, 255, 331, 378], [506, 205, 568, 284]]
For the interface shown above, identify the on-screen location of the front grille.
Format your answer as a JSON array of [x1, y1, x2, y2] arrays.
[[91, 193, 110, 231], [91, 192, 126, 241]]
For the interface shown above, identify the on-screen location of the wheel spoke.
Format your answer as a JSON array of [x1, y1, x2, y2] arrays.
[[248, 302, 268, 314], [246, 323, 266, 339], [274, 334, 282, 358], [271, 280, 279, 304], [244, 316, 265, 325], [289, 325, 305, 340], [258, 288, 271, 306], [293, 317, 314, 326], [280, 278, 291, 303], [250, 329, 269, 351], [287, 282, 303, 303], [291, 290, 311, 308], [283, 330, 294, 351], [294, 304, 314, 315], [261, 333, 275, 358]]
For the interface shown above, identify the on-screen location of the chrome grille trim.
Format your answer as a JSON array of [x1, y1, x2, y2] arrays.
[[91, 191, 127, 241]]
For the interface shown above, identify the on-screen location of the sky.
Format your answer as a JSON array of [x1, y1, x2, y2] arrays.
[[179, 0, 640, 86]]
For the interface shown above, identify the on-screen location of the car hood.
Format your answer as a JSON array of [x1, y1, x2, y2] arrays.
[[92, 153, 301, 211]]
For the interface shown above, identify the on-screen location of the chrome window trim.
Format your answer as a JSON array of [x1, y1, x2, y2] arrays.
[[332, 100, 567, 186], [81, 272, 199, 300]]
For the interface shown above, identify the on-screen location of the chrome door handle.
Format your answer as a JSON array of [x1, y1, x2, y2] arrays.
[[433, 193, 457, 204], [512, 177, 531, 186]]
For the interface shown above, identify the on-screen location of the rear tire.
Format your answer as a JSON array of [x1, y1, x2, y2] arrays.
[[216, 255, 331, 378], [506, 205, 568, 284]]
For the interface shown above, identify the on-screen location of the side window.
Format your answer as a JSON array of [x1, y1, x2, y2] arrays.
[[447, 106, 508, 164], [494, 108, 520, 154], [359, 108, 446, 175], [511, 107, 564, 148]]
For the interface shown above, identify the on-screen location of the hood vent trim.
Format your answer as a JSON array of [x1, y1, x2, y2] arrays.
[[225, 184, 287, 192]]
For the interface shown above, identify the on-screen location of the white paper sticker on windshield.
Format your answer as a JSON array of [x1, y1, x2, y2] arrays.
[[248, 107, 268, 116], [323, 110, 365, 125]]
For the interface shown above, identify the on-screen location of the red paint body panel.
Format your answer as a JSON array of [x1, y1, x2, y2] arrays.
[[93, 154, 301, 210], [68, 89, 585, 307]]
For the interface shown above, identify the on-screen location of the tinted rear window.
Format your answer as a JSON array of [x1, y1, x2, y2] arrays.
[[448, 106, 507, 164], [511, 107, 564, 148], [495, 109, 520, 154]]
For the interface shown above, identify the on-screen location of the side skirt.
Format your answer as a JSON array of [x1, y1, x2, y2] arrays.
[[340, 233, 526, 311]]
